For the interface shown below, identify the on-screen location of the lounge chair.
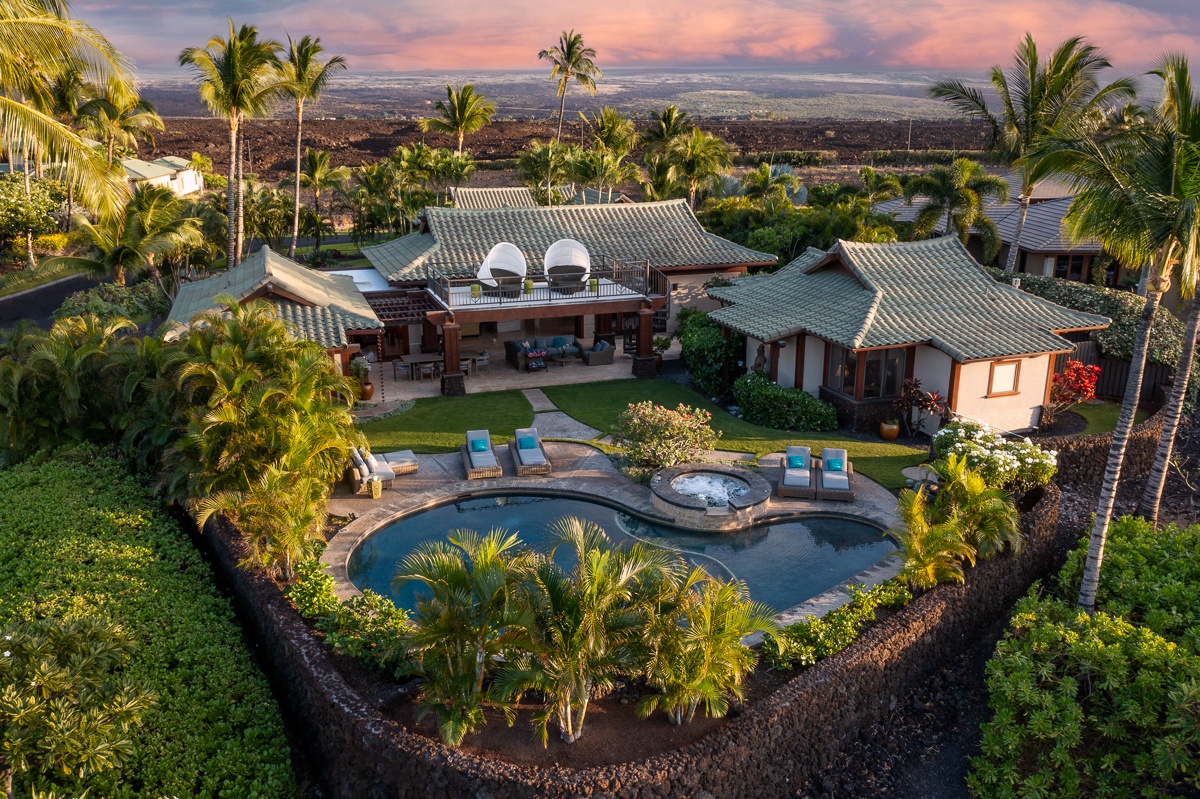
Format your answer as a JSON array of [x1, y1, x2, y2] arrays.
[[777, 445, 815, 499], [816, 447, 855, 502], [581, 339, 615, 365], [378, 449, 419, 476], [461, 429, 503, 479], [349, 446, 396, 493], [508, 427, 552, 476]]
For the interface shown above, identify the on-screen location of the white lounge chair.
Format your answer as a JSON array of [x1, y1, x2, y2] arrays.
[[508, 427, 552, 476], [817, 447, 855, 501], [777, 445, 815, 499], [461, 429, 502, 479]]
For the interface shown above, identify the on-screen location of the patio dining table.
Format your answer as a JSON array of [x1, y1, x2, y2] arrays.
[[396, 351, 480, 380]]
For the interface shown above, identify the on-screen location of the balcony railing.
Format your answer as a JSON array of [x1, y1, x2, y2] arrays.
[[426, 257, 670, 311]]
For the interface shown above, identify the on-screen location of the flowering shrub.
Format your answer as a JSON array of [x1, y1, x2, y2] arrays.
[[612, 401, 721, 469], [894, 377, 949, 437], [732, 371, 838, 431], [932, 421, 1057, 492], [1043, 359, 1101, 429]]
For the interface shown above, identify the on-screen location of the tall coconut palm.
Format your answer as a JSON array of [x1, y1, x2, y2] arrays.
[[419, 83, 495, 157], [667, 129, 732, 208], [179, 21, 282, 267], [276, 35, 345, 260], [640, 152, 682, 201], [43, 183, 202, 286], [0, 0, 130, 217], [903, 158, 1011, 262], [1036, 56, 1200, 612], [641, 105, 694, 152], [538, 30, 602, 142], [78, 79, 163, 165], [297, 148, 349, 253], [930, 34, 1135, 272]]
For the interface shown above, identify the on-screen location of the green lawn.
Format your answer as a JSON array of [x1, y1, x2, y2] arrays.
[[358, 390, 534, 452], [1072, 400, 1150, 436], [544, 379, 926, 489], [0, 265, 88, 298]]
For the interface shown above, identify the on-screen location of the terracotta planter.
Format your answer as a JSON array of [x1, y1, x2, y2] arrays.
[[360, 381, 375, 402], [879, 421, 900, 441]]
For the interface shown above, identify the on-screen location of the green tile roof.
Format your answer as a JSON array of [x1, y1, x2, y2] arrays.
[[451, 187, 539, 209], [168, 246, 382, 349], [708, 237, 1109, 361], [362, 199, 776, 282], [122, 158, 177, 180]]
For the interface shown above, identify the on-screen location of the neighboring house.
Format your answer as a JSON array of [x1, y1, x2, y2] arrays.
[[707, 237, 1110, 433], [351, 199, 774, 394], [451, 187, 538, 209], [560, 186, 633, 205], [122, 156, 204, 197], [167, 245, 384, 371]]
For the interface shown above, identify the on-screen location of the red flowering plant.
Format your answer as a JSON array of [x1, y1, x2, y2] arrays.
[[893, 378, 950, 437], [1042, 359, 1101, 430]]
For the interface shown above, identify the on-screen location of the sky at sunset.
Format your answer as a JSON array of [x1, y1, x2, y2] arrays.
[[75, 0, 1199, 74]]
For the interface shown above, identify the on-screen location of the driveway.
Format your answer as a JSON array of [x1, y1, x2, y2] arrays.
[[0, 274, 102, 329]]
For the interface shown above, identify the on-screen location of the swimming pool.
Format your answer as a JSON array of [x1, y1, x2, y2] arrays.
[[347, 494, 896, 613]]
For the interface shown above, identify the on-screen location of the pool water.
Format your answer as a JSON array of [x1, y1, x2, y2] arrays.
[[348, 494, 895, 613]]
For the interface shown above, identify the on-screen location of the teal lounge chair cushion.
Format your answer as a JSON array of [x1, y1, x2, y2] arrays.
[[787, 454, 805, 469], [518, 436, 536, 450], [826, 458, 843, 472], [470, 438, 488, 453]]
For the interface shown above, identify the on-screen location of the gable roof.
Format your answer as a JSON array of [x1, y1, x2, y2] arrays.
[[708, 237, 1108, 361], [122, 158, 177, 180], [451, 187, 538, 209], [168, 246, 382, 348], [363, 199, 775, 283]]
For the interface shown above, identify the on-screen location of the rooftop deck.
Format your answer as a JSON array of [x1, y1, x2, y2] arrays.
[[425, 260, 668, 312]]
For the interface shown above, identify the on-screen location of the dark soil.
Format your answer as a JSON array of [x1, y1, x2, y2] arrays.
[[146, 118, 988, 182], [1030, 409, 1088, 438]]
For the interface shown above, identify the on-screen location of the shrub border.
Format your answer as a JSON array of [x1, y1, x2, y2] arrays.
[[194, 481, 1063, 799]]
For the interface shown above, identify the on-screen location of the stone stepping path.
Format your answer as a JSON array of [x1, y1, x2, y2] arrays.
[[522, 388, 558, 413], [530, 411, 601, 440]]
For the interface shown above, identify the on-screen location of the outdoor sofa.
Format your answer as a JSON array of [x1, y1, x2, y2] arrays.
[[508, 427, 552, 476], [348, 446, 395, 493], [816, 447, 855, 502], [777, 445, 815, 499], [461, 429, 503, 479], [504, 336, 582, 370]]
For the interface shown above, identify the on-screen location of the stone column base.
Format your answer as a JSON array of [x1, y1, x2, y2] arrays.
[[440, 372, 466, 396], [631, 355, 658, 379]]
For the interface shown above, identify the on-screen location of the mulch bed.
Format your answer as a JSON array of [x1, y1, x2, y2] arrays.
[[1030, 409, 1087, 438]]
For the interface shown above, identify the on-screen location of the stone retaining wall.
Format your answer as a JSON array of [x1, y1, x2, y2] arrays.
[[196, 483, 1063, 799], [1043, 406, 1166, 487]]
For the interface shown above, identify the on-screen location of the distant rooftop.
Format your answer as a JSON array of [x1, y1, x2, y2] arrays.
[[451, 187, 538, 209]]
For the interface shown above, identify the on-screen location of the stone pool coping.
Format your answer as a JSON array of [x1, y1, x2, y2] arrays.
[[322, 442, 902, 620]]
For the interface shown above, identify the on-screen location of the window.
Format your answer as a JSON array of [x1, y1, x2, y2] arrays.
[[1055, 254, 1088, 282], [826, 345, 857, 396], [988, 360, 1021, 397], [827, 346, 906, 399]]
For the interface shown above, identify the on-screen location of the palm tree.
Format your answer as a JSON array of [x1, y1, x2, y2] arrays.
[[497, 517, 673, 744], [0, 0, 130, 217], [78, 78, 163, 165], [42, 184, 202, 286], [931, 454, 1022, 558], [640, 152, 682, 201], [538, 30, 602, 142], [179, 21, 282, 267], [641, 105, 694, 152], [394, 529, 537, 746], [419, 83, 495, 156], [276, 35, 346, 260], [930, 34, 1135, 272], [740, 162, 801, 204], [1037, 56, 1200, 611], [582, 106, 637, 156], [297, 149, 349, 253], [857, 165, 903, 203], [667, 129, 732, 208], [891, 487, 978, 591], [516, 139, 573, 205], [903, 158, 1011, 262]]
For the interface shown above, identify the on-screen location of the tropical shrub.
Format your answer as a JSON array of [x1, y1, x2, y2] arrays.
[[31, 232, 68, 253], [0, 174, 63, 251], [1042, 358, 1101, 429], [676, 307, 736, 398], [971, 596, 1200, 798], [734, 150, 836, 168], [611, 400, 720, 469], [732, 370, 838, 431], [764, 581, 912, 669], [0, 447, 298, 798], [54, 281, 171, 322], [931, 421, 1057, 492], [893, 377, 949, 437]]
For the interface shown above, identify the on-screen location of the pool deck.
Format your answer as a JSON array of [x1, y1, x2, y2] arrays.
[[323, 442, 902, 622]]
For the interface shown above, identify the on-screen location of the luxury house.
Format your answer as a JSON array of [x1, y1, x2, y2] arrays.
[[122, 155, 205, 197], [707, 237, 1110, 433], [167, 246, 384, 370]]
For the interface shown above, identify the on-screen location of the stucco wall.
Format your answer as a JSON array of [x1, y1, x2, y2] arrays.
[[777, 335, 798, 388], [670, 273, 727, 329], [913, 345, 952, 394], [803, 336, 825, 396], [955, 355, 1051, 433]]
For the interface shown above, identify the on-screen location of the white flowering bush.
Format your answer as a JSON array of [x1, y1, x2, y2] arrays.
[[932, 421, 1056, 492]]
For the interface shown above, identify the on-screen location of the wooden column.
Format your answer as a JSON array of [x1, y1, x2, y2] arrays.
[[794, 334, 806, 390], [768, 341, 781, 383], [594, 312, 614, 345], [853, 350, 866, 401], [442, 323, 461, 376], [636, 307, 653, 358], [574, 315, 586, 339], [421, 319, 439, 352], [948, 361, 962, 412]]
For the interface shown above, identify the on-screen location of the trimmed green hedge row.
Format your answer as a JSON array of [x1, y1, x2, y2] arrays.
[[733, 150, 837, 168], [0, 447, 298, 798], [732, 371, 839, 432]]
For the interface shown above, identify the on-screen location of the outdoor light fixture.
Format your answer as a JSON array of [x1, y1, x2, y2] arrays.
[[776, 340, 787, 348]]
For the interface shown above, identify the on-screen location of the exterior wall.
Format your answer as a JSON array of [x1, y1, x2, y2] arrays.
[[669, 273, 726, 330], [803, 336, 825, 396], [912, 345, 952, 395], [954, 354, 1052, 433], [776, 335, 798, 388]]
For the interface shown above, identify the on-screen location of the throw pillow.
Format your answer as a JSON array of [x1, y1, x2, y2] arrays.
[[470, 438, 488, 453], [518, 435, 536, 450], [552, 336, 565, 348], [826, 458, 843, 472], [592, 341, 602, 352], [598, 340, 610, 351], [519, 340, 530, 350], [787, 454, 805, 469]]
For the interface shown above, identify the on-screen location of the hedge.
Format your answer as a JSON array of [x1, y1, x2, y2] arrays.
[[54, 281, 172, 323], [866, 149, 994, 166], [732, 371, 839, 431], [0, 447, 299, 798], [733, 150, 837, 168]]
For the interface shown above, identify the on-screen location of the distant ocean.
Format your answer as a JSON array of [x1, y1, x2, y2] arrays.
[[139, 66, 992, 120]]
